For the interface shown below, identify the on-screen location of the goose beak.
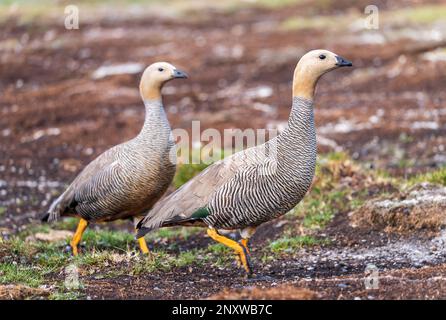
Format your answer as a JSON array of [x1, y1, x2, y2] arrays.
[[173, 69, 188, 79], [335, 56, 353, 67]]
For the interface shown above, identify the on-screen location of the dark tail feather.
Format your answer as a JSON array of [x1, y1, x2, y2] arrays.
[[136, 218, 144, 229], [41, 212, 50, 222], [136, 227, 151, 239]]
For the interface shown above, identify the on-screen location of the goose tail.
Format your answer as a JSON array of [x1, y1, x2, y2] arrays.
[[41, 191, 73, 223]]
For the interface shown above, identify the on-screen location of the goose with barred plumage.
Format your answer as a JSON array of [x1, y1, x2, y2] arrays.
[[136, 50, 352, 275], [42, 62, 188, 255]]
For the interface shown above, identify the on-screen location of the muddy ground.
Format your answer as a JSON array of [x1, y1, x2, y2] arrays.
[[1, 0, 446, 299]]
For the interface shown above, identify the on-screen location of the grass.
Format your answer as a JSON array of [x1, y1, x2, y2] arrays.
[[280, 3, 446, 33], [0, 263, 45, 287], [289, 152, 365, 230], [269, 235, 325, 253], [409, 167, 446, 186], [0, 0, 305, 24], [131, 246, 223, 274], [53, 217, 80, 231], [146, 226, 202, 242], [173, 162, 210, 188], [281, 14, 348, 31], [301, 189, 348, 229], [390, 5, 446, 24], [49, 290, 83, 300], [81, 229, 134, 251]]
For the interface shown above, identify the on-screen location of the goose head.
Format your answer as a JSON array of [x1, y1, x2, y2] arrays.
[[293, 49, 352, 100], [139, 62, 188, 101]]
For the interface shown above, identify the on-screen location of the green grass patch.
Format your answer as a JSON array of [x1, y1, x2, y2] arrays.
[[0, 0, 304, 25], [81, 229, 134, 251], [269, 235, 324, 253], [131, 243, 235, 274], [0, 263, 45, 287], [300, 189, 348, 229], [130, 249, 207, 274], [49, 290, 83, 300], [173, 162, 210, 188], [409, 167, 446, 186], [31, 242, 70, 270], [146, 226, 202, 242], [206, 243, 232, 255]]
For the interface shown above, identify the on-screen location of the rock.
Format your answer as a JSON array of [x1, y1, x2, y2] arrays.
[[26, 229, 73, 243], [349, 183, 446, 234]]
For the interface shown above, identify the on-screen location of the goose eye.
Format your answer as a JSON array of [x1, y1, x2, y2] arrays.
[[158, 68, 164, 72], [319, 54, 326, 60]]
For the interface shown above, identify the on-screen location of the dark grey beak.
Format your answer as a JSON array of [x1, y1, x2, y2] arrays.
[[335, 56, 353, 67], [173, 69, 188, 79]]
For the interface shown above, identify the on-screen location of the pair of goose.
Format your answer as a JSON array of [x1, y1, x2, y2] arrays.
[[43, 49, 352, 275]]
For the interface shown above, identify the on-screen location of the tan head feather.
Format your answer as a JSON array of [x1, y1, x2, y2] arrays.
[[292, 49, 352, 100], [139, 62, 188, 101]]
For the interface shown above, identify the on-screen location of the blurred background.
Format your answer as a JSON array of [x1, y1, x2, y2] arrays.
[[1, 0, 446, 299]]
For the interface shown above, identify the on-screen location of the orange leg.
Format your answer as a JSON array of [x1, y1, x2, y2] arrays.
[[207, 228, 252, 275], [234, 238, 250, 267], [240, 238, 250, 254], [137, 234, 150, 254], [70, 218, 88, 256], [133, 217, 150, 254]]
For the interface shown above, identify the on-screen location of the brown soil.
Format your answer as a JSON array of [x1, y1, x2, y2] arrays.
[[0, 284, 50, 300], [208, 284, 318, 300]]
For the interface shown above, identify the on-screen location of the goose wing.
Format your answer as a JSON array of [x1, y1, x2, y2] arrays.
[[137, 142, 275, 235]]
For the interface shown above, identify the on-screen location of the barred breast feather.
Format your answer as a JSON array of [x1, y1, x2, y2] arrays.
[[137, 97, 316, 235], [44, 100, 176, 223]]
